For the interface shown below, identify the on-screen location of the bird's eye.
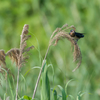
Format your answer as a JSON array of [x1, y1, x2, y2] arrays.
[[70, 29, 74, 32]]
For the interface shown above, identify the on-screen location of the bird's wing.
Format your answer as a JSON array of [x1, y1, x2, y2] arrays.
[[75, 32, 84, 38]]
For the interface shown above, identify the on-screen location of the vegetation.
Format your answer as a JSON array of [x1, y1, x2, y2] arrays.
[[0, 0, 100, 100]]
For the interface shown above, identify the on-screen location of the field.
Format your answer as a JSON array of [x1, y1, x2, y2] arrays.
[[0, 0, 100, 100]]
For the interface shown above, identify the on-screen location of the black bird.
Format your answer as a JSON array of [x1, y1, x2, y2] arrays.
[[69, 29, 84, 41]]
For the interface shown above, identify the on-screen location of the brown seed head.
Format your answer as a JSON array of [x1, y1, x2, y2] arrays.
[[50, 24, 82, 71]]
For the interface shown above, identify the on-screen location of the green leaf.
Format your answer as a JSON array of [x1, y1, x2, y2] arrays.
[[18, 95, 32, 100], [41, 62, 50, 100], [76, 91, 86, 100], [42, 60, 47, 72], [51, 88, 57, 100], [65, 79, 74, 95], [47, 64, 55, 84], [68, 95, 75, 100], [58, 85, 66, 100], [24, 66, 41, 77]]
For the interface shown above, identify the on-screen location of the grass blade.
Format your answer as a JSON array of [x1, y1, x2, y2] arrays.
[[51, 88, 57, 100], [65, 79, 74, 95], [41, 63, 50, 100], [57, 85, 66, 100]]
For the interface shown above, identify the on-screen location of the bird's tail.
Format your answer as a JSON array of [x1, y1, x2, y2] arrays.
[[75, 32, 84, 38]]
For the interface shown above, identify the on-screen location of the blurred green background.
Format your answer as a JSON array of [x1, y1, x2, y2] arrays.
[[0, 0, 100, 100]]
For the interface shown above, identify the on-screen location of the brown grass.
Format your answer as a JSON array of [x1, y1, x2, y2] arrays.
[[0, 50, 6, 69], [50, 24, 82, 72], [6, 48, 20, 66], [15, 24, 34, 100]]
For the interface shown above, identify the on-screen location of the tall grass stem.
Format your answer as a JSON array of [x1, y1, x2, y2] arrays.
[[32, 45, 50, 99]]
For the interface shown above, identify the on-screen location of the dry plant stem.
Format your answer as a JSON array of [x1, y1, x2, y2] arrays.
[[15, 59, 21, 100], [15, 24, 29, 100], [32, 45, 50, 99], [15, 67, 20, 100]]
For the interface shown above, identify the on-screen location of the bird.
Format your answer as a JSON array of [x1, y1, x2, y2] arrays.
[[69, 29, 84, 41]]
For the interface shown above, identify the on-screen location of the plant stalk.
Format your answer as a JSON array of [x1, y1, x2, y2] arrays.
[[15, 67, 20, 100], [32, 45, 50, 99]]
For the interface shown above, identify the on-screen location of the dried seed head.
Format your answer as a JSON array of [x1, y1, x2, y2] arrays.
[[6, 25, 34, 69], [18, 24, 34, 68], [23, 46, 34, 53], [50, 24, 82, 71], [0, 50, 15, 81], [50, 31, 77, 46], [0, 50, 6, 69], [72, 44, 82, 72], [6, 48, 20, 66]]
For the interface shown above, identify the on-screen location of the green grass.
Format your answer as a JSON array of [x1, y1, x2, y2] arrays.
[[0, 0, 100, 100], [18, 61, 85, 100]]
